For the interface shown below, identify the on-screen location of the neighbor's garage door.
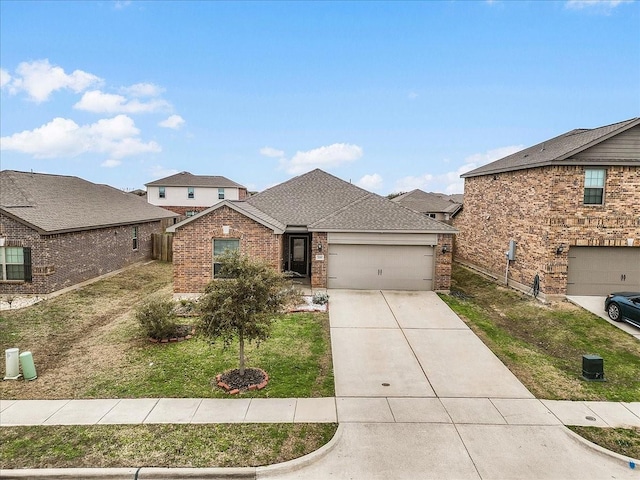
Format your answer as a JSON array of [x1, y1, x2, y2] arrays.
[[327, 243, 434, 290], [567, 247, 640, 295]]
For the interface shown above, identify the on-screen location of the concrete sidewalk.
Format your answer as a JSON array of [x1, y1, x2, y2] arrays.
[[2, 396, 639, 428]]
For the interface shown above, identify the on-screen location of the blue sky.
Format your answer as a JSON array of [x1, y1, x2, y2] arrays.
[[1, 1, 638, 194]]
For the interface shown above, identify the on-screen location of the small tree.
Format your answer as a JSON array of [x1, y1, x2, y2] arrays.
[[199, 250, 300, 376]]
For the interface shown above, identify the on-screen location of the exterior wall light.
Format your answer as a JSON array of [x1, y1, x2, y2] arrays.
[[556, 244, 565, 255], [317, 243, 323, 251], [442, 244, 449, 254]]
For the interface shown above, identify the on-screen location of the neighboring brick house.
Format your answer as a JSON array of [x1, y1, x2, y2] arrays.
[[167, 169, 457, 295], [392, 189, 462, 223], [455, 118, 640, 298], [0, 170, 177, 295], [145, 171, 248, 217]]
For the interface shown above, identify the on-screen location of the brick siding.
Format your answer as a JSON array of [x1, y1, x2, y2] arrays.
[[311, 232, 328, 289], [435, 233, 454, 291], [172, 205, 282, 293], [454, 165, 640, 295], [0, 214, 160, 295]]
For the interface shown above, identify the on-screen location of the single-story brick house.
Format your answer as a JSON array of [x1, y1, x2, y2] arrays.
[[167, 169, 457, 294], [455, 118, 640, 298], [0, 170, 177, 295]]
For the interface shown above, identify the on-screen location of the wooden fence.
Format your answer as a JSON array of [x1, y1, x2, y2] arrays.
[[151, 233, 173, 262]]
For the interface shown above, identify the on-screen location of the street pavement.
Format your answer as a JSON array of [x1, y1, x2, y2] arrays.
[[1, 290, 638, 479]]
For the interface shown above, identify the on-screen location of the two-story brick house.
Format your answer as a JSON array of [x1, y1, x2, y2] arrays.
[[145, 171, 248, 217], [455, 118, 639, 298], [0, 170, 177, 296]]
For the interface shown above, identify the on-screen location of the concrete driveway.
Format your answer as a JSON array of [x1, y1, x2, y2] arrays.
[[568, 295, 640, 341], [272, 290, 638, 479]]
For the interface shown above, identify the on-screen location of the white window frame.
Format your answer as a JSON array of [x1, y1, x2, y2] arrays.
[[158, 186, 166, 199], [0, 246, 27, 281], [187, 187, 195, 199], [584, 169, 606, 205], [218, 188, 225, 200], [132, 226, 139, 250]]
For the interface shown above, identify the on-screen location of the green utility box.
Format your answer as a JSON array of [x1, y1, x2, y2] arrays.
[[19, 351, 37, 380]]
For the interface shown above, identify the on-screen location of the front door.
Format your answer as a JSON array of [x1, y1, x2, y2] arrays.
[[290, 236, 308, 276]]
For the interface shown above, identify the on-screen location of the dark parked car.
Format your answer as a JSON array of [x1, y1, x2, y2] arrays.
[[605, 292, 640, 329]]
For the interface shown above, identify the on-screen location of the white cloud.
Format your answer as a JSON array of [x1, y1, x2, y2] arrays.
[[356, 173, 383, 191], [101, 159, 122, 168], [114, 1, 132, 9], [159, 114, 185, 129], [395, 145, 523, 194], [260, 146, 285, 158], [566, 0, 632, 10], [282, 143, 363, 175], [0, 114, 161, 159], [122, 82, 165, 98], [408, 91, 419, 100], [74, 90, 170, 114], [0, 69, 11, 88], [7, 59, 102, 102]]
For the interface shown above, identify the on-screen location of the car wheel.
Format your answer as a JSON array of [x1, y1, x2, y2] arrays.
[[607, 303, 622, 322]]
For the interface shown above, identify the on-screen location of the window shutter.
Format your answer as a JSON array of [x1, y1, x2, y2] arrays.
[[23, 247, 32, 282]]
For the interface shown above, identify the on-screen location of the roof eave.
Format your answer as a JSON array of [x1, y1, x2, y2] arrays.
[[461, 159, 640, 178], [166, 201, 285, 234]]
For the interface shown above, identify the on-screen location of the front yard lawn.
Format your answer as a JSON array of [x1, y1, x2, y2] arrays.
[[0, 261, 333, 400], [0, 261, 336, 469]]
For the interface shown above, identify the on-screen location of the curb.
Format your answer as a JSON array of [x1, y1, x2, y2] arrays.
[[563, 425, 639, 466], [0, 425, 343, 480]]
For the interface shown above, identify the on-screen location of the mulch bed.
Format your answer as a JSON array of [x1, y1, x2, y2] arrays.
[[216, 368, 269, 394], [148, 324, 195, 343]]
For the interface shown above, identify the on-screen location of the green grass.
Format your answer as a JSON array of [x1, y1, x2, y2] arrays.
[[84, 312, 334, 398], [440, 264, 640, 402], [0, 424, 338, 469], [568, 427, 640, 460]]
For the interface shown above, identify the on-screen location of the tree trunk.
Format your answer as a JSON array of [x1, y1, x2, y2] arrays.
[[239, 330, 245, 376]]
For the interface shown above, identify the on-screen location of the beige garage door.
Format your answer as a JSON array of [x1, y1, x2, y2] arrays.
[[327, 244, 434, 290], [567, 247, 640, 295]]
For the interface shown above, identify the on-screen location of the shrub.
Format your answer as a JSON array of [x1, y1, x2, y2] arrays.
[[135, 298, 177, 339], [312, 292, 329, 305]]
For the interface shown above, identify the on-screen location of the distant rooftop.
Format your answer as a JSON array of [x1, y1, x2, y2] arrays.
[[145, 171, 246, 188]]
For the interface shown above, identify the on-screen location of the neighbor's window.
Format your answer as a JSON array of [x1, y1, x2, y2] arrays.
[[213, 238, 239, 276], [0, 246, 32, 282], [132, 226, 139, 250], [185, 210, 197, 217], [218, 188, 225, 200], [584, 169, 606, 205], [187, 187, 195, 199], [158, 186, 166, 199]]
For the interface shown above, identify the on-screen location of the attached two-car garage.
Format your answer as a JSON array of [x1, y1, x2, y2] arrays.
[[326, 233, 435, 291], [567, 247, 640, 295]]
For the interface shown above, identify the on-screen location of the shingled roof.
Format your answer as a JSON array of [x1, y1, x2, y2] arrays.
[[145, 171, 245, 188], [169, 169, 456, 234], [245, 169, 371, 226], [462, 118, 640, 178], [1, 170, 177, 234], [392, 189, 462, 216]]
